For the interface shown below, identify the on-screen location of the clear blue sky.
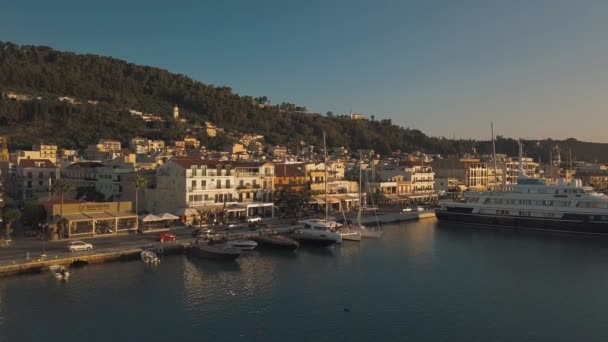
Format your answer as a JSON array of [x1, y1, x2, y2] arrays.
[[2, 0, 608, 142]]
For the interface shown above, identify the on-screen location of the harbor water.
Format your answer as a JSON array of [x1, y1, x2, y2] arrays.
[[2, 219, 608, 341]]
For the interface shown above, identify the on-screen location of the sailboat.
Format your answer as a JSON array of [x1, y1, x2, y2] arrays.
[[357, 153, 383, 239], [291, 131, 342, 246]]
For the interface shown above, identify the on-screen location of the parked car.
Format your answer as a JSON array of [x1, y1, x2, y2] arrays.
[[24, 230, 38, 237], [67, 241, 93, 252], [227, 223, 244, 230], [246, 216, 262, 223], [159, 233, 176, 242]]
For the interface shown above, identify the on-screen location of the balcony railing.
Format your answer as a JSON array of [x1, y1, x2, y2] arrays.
[[236, 184, 261, 190]]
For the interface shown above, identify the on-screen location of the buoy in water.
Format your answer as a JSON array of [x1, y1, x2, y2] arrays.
[[343, 308, 351, 312]]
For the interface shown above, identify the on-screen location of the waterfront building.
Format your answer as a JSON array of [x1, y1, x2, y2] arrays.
[[577, 169, 608, 191], [61, 161, 104, 191], [144, 158, 274, 219], [274, 163, 308, 192], [42, 200, 137, 239], [10, 159, 60, 200]]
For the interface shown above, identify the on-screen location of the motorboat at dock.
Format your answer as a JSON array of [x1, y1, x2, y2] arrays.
[[49, 265, 70, 280], [188, 238, 242, 261], [250, 234, 300, 250]]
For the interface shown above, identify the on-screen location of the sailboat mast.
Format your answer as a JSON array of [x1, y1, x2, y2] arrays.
[[358, 152, 363, 226], [491, 122, 498, 190], [323, 131, 328, 221]]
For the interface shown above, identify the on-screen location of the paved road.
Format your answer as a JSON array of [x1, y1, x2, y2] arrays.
[[0, 227, 196, 266]]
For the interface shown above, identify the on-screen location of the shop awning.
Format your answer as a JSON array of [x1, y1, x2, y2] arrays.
[[159, 213, 179, 220], [139, 214, 163, 222], [174, 207, 200, 217]]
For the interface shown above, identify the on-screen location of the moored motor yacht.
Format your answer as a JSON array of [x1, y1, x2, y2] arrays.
[[250, 234, 300, 250], [291, 219, 342, 246], [437, 142, 608, 235], [188, 238, 242, 260]]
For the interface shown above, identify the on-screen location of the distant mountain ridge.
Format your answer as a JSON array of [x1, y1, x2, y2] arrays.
[[1, 41, 608, 162]]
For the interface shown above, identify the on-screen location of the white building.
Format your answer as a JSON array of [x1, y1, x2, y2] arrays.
[[144, 158, 275, 218]]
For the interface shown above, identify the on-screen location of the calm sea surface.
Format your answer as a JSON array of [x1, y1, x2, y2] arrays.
[[2, 219, 608, 342]]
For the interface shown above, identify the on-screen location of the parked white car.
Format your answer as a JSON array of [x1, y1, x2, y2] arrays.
[[246, 216, 262, 223], [67, 241, 93, 252]]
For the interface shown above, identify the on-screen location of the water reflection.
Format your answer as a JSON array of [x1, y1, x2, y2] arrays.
[[299, 246, 336, 257], [338, 242, 361, 258]]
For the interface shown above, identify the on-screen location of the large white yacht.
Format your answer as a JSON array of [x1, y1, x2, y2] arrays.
[[437, 152, 608, 235]]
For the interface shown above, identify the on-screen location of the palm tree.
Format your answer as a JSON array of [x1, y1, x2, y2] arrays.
[[49, 179, 73, 242], [50, 179, 73, 220], [132, 174, 147, 216]]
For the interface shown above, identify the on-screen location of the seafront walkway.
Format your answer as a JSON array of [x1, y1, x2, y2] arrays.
[[0, 210, 434, 276]]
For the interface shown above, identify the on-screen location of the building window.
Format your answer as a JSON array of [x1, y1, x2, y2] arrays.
[[216, 180, 221, 189], [192, 180, 196, 188]]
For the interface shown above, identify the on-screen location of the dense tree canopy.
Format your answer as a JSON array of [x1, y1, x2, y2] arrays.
[[1, 42, 607, 161]]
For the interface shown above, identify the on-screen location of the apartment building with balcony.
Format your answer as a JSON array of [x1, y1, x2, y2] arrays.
[[144, 157, 274, 218], [9, 159, 60, 200]]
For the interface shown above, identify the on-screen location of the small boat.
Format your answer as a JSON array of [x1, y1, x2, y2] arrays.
[[226, 239, 258, 251], [141, 250, 160, 264], [250, 234, 300, 250], [188, 238, 241, 260], [49, 265, 70, 280]]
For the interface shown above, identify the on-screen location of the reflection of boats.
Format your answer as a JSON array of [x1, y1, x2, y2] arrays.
[[250, 234, 300, 250], [49, 265, 70, 280], [226, 239, 258, 251], [188, 238, 241, 260], [141, 250, 160, 264]]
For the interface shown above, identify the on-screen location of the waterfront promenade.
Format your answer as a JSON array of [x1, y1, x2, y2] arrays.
[[0, 209, 434, 276]]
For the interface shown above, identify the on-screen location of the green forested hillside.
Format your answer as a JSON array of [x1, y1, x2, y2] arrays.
[[1, 41, 607, 162]]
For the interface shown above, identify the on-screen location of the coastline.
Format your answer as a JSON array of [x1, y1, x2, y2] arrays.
[[0, 211, 435, 277]]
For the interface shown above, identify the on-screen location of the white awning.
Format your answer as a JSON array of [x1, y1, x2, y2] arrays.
[[139, 214, 163, 222], [159, 213, 179, 220]]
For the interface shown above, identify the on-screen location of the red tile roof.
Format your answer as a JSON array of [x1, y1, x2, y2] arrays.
[[19, 159, 57, 168], [274, 163, 307, 178]]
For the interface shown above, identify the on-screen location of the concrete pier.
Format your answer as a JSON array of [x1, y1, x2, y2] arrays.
[[0, 243, 185, 277]]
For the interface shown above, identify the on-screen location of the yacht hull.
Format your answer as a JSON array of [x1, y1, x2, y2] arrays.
[[250, 235, 300, 250], [436, 210, 608, 236], [340, 231, 362, 241]]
